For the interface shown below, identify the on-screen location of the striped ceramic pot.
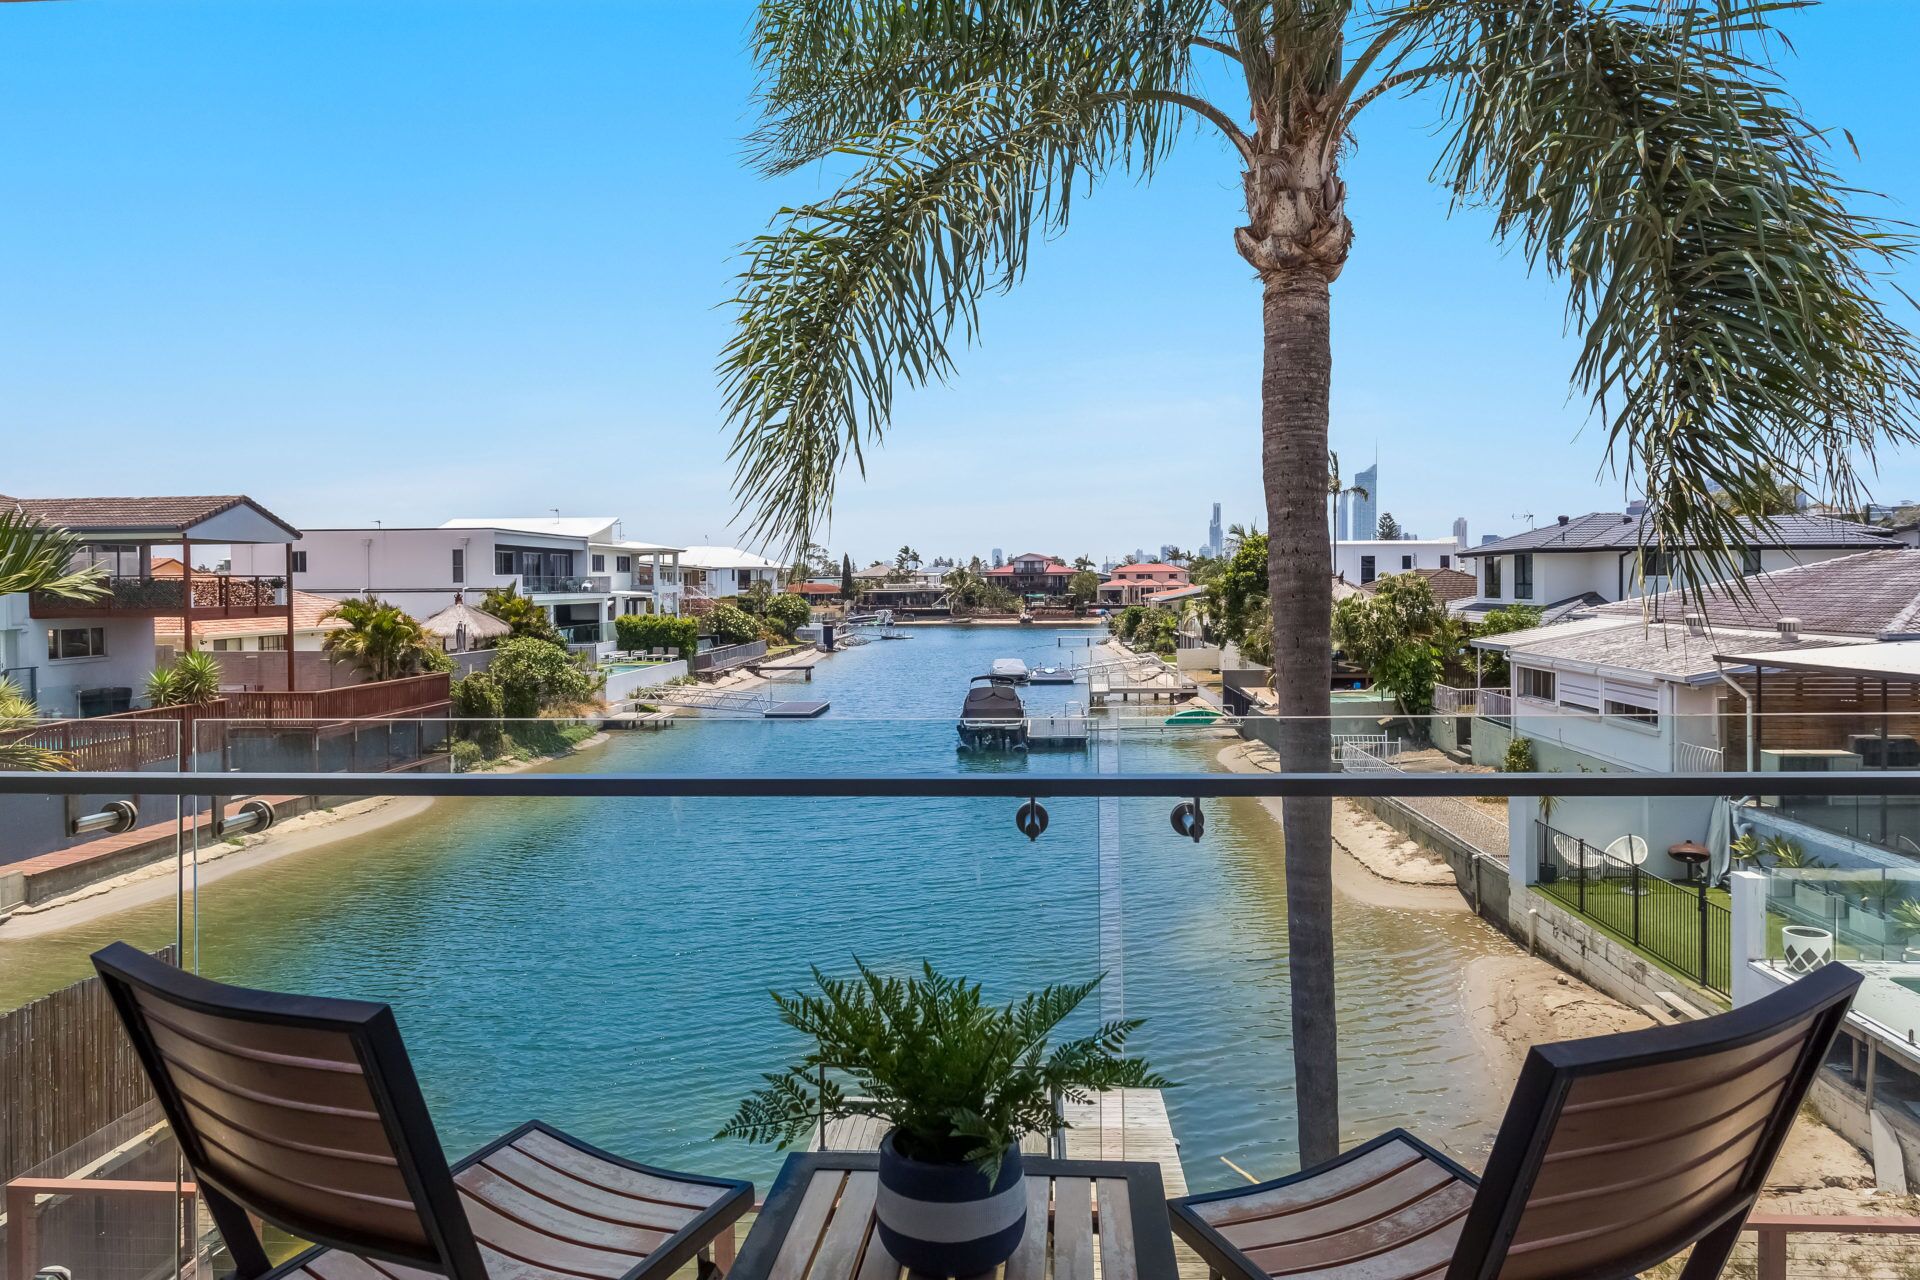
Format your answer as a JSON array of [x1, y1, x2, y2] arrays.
[[875, 1131, 1026, 1275]]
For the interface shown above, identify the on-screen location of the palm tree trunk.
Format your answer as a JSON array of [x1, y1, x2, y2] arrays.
[[1262, 268, 1339, 1167]]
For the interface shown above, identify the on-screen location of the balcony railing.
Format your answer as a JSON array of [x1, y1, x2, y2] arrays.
[[29, 573, 288, 618], [1433, 684, 1503, 717], [521, 573, 610, 594], [1478, 688, 1513, 723], [1676, 741, 1725, 772], [7, 743, 1920, 1279]]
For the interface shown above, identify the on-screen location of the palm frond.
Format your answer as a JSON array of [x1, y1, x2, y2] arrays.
[[722, 80, 1191, 552], [1400, 0, 1920, 595], [0, 510, 109, 602]]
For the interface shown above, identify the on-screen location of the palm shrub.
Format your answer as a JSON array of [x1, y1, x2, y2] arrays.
[[145, 651, 223, 707], [323, 597, 440, 682], [0, 676, 64, 772], [479, 585, 560, 643], [719, 960, 1167, 1175]]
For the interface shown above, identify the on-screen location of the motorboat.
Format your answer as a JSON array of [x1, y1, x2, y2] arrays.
[[957, 676, 1028, 752], [989, 658, 1031, 684]]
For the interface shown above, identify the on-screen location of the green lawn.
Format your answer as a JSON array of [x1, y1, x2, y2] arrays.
[[1539, 873, 1731, 995]]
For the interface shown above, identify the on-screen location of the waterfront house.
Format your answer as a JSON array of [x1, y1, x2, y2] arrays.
[[0, 494, 301, 716], [1095, 562, 1189, 607], [1466, 549, 1920, 876], [1456, 511, 1892, 621], [986, 552, 1074, 600], [234, 516, 686, 646], [676, 545, 786, 609], [1332, 536, 1464, 585]]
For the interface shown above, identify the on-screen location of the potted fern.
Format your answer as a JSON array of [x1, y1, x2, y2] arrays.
[[720, 960, 1167, 1274]]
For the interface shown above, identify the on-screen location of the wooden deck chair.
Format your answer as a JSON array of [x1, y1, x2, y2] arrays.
[[91, 942, 751, 1280], [1170, 962, 1861, 1280]]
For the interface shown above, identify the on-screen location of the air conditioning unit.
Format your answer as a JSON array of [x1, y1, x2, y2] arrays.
[[1759, 748, 1862, 807], [1847, 734, 1920, 769]]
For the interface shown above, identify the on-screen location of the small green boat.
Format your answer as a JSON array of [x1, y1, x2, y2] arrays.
[[1165, 707, 1221, 726]]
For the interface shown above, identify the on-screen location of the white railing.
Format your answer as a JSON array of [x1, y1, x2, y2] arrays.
[[1433, 684, 1504, 716], [1335, 734, 1405, 773], [1478, 689, 1513, 723], [1676, 741, 1725, 773]]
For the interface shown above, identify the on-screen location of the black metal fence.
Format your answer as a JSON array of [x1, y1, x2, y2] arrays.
[[1536, 821, 1731, 996]]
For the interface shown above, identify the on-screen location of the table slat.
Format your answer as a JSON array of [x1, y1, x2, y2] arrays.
[[1055, 1176, 1096, 1280], [1003, 1176, 1054, 1280], [1097, 1177, 1138, 1280], [810, 1171, 880, 1280], [769, 1169, 848, 1280]]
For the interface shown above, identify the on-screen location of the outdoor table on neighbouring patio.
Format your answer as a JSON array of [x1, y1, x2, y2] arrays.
[[1669, 840, 1712, 882], [732, 1151, 1180, 1280]]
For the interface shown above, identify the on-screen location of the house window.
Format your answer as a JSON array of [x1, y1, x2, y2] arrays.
[[47, 627, 106, 660], [1400, 554, 1414, 571], [211, 637, 242, 652], [1440, 555, 1451, 569], [496, 549, 515, 575], [451, 548, 464, 584], [617, 555, 632, 574], [1360, 555, 1376, 585], [592, 554, 606, 573], [1513, 553, 1534, 600], [257, 634, 287, 652], [1517, 667, 1555, 703], [737, 569, 751, 587], [1741, 548, 1763, 575], [1485, 558, 1502, 597], [1643, 550, 1671, 578], [1605, 698, 1658, 726], [290, 550, 308, 574]]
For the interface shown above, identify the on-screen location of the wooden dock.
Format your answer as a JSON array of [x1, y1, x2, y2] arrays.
[[1089, 663, 1194, 705], [1025, 712, 1091, 748], [764, 700, 831, 719], [603, 710, 677, 731]]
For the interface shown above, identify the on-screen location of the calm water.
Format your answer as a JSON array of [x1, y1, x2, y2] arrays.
[[0, 626, 1504, 1189]]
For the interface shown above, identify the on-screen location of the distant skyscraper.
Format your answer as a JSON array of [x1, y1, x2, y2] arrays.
[[991, 548, 1004, 568], [1336, 492, 1350, 542], [1160, 544, 1179, 563], [1452, 516, 1468, 548], [1352, 465, 1379, 539], [1206, 503, 1223, 558]]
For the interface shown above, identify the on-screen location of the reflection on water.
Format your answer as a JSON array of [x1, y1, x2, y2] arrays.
[[0, 627, 1506, 1188]]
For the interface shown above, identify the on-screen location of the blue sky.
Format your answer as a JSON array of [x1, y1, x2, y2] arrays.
[[4, 2, 1919, 566]]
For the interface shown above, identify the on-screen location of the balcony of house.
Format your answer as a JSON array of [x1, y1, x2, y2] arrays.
[[3, 754, 1920, 1280], [519, 572, 611, 595], [27, 572, 289, 620]]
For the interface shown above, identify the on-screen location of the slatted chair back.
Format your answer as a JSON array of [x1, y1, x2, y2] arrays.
[[92, 942, 485, 1280], [1450, 962, 1861, 1280]]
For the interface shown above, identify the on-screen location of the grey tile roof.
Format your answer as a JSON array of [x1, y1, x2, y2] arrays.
[[1591, 549, 1920, 638], [1460, 511, 1892, 557], [1496, 621, 1856, 682]]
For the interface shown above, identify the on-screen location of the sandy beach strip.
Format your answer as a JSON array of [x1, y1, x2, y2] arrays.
[[0, 728, 616, 940]]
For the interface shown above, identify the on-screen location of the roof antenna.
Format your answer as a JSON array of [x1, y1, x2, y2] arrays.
[[1511, 512, 1535, 528]]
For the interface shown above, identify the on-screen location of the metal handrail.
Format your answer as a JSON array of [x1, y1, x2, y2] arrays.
[[2, 770, 1917, 799]]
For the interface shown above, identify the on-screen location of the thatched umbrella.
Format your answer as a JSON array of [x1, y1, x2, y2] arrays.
[[420, 595, 511, 653]]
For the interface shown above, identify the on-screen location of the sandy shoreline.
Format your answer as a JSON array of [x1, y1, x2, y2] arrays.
[[0, 728, 616, 940]]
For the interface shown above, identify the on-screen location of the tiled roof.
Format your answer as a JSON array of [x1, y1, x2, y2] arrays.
[[1591, 549, 1920, 637], [152, 589, 347, 641], [1112, 562, 1185, 577], [1495, 619, 1853, 682], [787, 582, 842, 594], [1361, 567, 1476, 603], [986, 561, 1069, 576], [4, 494, 300, 538], [1459, 512, 1892, 557]]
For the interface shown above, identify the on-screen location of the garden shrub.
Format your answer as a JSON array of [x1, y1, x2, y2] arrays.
[[489, 636, 602, 719], [705, 603, 760, 646], [614, 613, 698, 659], [1503, 734, 1536, 773]]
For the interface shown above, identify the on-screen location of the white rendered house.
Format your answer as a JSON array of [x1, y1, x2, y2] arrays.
[[1332, 537, 1464, 586]]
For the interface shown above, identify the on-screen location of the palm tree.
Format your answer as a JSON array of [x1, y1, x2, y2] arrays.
[[718, 1, 1920, 1164], [144, 651, 224, 708], [479, 584, 560, 643], [322, 597, 438, 682], [0, 511, 110, 771]]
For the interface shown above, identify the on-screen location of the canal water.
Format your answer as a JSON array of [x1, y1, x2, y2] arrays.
[[0, 626, 1504, 1190]]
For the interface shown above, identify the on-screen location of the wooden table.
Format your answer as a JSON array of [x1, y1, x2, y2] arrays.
[[733, 1152, 1180, 1280]]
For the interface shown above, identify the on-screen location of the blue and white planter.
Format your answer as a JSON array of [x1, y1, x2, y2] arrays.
[[875, 1131, 1026, 1275]]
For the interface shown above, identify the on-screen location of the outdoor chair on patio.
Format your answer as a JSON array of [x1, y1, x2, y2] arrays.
[[1170, 961, 1861, 1280], [91, 942, 752, 1280]]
